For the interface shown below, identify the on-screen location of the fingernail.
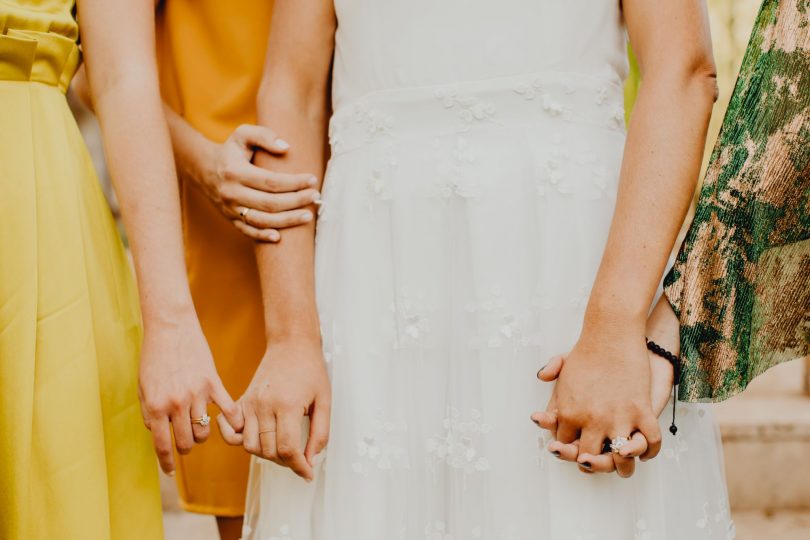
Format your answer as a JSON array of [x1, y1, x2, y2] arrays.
[[536, 364, 547, 378], [551, 450, 561, 458], [167, 470, 176, 477], [580, 461, 592, 470], [301, 212, 313, 222], [308, 175, 318, 186], [311, 192, 321, 203], [268, 231, 280, 241], [275, 138, 290, 150]]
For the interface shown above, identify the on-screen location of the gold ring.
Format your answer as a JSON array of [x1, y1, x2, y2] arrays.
[[239, 207, 252, 223], [191, 414, 211, 427]]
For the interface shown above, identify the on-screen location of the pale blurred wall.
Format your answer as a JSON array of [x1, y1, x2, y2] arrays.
[[704, 0, 762, 173]]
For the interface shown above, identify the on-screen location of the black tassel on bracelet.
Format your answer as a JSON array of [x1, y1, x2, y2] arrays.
[[645, 338, 680, 436]]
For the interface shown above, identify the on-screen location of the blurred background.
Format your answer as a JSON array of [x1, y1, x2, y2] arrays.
[[68, 0, 810, 537]]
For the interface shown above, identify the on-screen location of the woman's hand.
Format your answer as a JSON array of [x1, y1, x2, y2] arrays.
[[532, 298, 680, 477], [184, 123, 321, 242], [138, 309, 243, 476], [541, 320, 663, 473], [221, 338, 331, 481]]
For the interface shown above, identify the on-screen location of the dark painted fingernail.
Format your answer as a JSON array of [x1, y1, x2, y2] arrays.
[[536, 364, 547, 378], [580, 461, 592, 470], [551, 450, 561, 458]]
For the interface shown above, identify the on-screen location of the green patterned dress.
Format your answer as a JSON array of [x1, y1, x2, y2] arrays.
[[664, 0, 809, 402]]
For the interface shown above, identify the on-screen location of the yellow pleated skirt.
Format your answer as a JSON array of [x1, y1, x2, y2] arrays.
[[0, 61, 163, 540]]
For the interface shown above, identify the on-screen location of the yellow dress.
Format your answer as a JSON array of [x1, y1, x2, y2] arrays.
[[156, 0, 274, 517], [0, 2, 163, 539]]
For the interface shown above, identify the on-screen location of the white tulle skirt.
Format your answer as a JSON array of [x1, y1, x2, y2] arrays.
[[243, 71, 734, 540]]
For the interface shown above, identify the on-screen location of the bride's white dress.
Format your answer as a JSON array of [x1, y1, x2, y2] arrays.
[[244, 1, 734, 539]]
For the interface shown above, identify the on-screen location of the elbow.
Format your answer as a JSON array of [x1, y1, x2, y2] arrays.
[[643, 50, 719, 105], [686, 55, 719, 104]]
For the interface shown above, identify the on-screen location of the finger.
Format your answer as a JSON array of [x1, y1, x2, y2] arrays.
[[233, 124, 290, 155], [607, 425, 637, 478], [170, 408, 195, 455], [612, 453, 636, 478], [537, 354, 565, 382], [578, 452, 615, 474], [276, 412, 313, 481], [231, 219, 280, 242], [555, 421, 579, 445], [638, 415, 663, 462], [150, 417, 176, 475], [240, 207, 315, 230], [531, 411, 557, 432], [190, 398, 211, 444], [242, 410, 261, 457], [232, 186, 321, 214], [233, 166, 319, 194], [257, 410, 279, 462], [218, 412, 243, 446], [304, 399, 331, 466], [547, 440, 579, 462], [258, 432, 279, 463], [137, 386, 151, 430], [578, 428, 605, 458], [211, 381, 245, 433], [618, 431, 648, 459]]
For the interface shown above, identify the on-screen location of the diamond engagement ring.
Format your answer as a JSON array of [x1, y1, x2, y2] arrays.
[[191, 414, 211, 427], [609, 436, 629, 454]]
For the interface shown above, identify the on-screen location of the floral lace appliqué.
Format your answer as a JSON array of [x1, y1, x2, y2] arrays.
[[352, 412, 409, 474], [435, 88, 495, 124], [426, 407, 492, 475]]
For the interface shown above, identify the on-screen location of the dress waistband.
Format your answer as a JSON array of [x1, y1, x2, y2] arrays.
[[329, 71, 627, 157], [0, 28, 79, 92]]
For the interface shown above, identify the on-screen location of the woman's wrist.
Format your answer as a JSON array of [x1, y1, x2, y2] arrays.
[[183, 135, 220, 191], [645, 296, 680, 353], [141, 293, 197, 331], [265, 318, 321, 344]]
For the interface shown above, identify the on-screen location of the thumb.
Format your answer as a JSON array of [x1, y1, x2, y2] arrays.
[[649, 353, 676, 417], [217, 412, 244, 446], [211, 380, 245, 433], [537, 354, 566, 382], [304, 399, 331, 467], [233, 124, 290, 155]]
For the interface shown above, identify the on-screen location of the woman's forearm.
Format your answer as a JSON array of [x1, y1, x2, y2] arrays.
[[251, 0, 335, 343], [253, 88, 328, 341], [163, 106, 218, 188], [89, 70, 194, 325], [583, 67, 717, 333]]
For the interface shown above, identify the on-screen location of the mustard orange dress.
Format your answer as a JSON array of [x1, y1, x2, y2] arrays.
[[0, 1, 163, 538], [155, 0, 274, 517]]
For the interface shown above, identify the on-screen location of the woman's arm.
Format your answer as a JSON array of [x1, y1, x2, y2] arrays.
[[71, 65, 320, 242], [163, 108, 321, 241], [225, 0, 336, 481], [548, 0, 717, 469], [76, 0, 242, 474]]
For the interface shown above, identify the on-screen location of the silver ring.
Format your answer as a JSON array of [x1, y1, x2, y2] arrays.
[[609, 436, 629, 454]]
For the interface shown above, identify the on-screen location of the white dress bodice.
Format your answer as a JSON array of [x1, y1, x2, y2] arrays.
[[332, 0, 628, 109]]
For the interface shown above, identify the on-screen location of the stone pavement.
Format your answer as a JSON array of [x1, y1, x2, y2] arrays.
[[162, 510, 810, 539]]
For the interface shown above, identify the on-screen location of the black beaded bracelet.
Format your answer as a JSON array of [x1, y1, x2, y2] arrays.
[[645, 338, 680, 436]]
